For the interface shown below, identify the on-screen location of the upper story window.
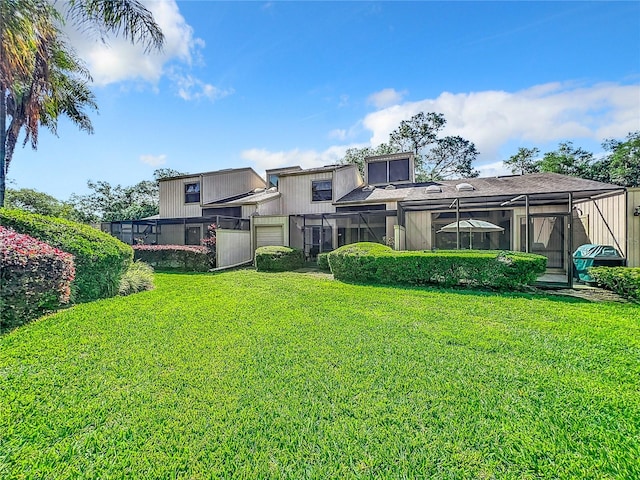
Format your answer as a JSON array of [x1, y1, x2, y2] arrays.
[[268, 174, 279, 189], [311, 180, 332, 202], [185, 182, 200, 203], [367, 157, 411, 184]]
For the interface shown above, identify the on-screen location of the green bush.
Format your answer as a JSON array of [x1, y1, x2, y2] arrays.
[[1, 226, 76, 331], [589, 266, 640, 301], [0, 209, 132, 302], [119, 261, 155, 296], [328, 242, 547, 289], [133, 245, 211, 272], [255, 246, 304, 272], [317, 252, 330, 271]]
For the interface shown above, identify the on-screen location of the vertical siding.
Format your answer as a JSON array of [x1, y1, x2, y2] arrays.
[[251, 215, 290, 252], [201, 169, 265, 205], [575, 192, 626, 256], [627, 188, 640, 267], [333, 166, 364, 201], [280, 172, 336, 215], [405, 211, 430, 250], [241, 205, 257, 218], [216, 230, 252, 268], [257, 197, 281, 216], [159, 177, 202, 218]]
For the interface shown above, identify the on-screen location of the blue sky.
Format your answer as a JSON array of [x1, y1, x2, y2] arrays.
[[7, 1, 640, 200]]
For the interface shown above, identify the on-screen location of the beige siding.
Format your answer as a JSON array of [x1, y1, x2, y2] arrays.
[[251, 215, 290, 252], [217, 229, 252, 268], [255, 226, 284, 248], [627, 188, 640, 267], [575, 192, 626, 257], [201, 170, 265, 205], [333, 165, 364, 201], [241, 205, 257, 218], [257, 197, 281, 216], [280, 172, 336, 215], [405, 211, 431, 250], [159, 177, 202, 218]]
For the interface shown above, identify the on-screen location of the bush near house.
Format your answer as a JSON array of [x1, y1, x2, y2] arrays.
[[589, 266, 640, 301], [328, 242, 547, 289], [118, 261, 155, 296], [255, 246, 304, 272], [0, 209, 132, 302], [0, 226, 75, 331], [317, 252, 330, 271], [133, 245, 211, 272]]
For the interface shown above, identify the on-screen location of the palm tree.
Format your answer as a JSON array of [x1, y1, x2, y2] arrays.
[[0, 0, 164, 206]]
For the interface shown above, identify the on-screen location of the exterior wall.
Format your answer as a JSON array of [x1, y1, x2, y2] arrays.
[[574, 192, 626, 257], [333, 165, 364, 201], [159, 176, 202, 218], [201, 169, 265, 205], [279, 171, 336, 215], [241, 205, 257, 218], [251, 215, 290, 252], [216, 229, 252, 268], [156, 224, 185, 245], [405, 210, 431, 250], [627, 188, 640, 267], [256, 197, 281, 216]]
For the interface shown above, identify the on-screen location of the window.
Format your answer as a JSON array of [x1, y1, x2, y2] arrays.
[[389, 158, 410, 182], [185, 182, 200, 203], [367, 157, 411, 184], [367, 162, 387, 184], [268, 174, 279, 189], [185, 226, 201, 245], [311, 180, 332, 202]]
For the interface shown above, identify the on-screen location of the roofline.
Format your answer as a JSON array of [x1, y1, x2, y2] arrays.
[[277, 163, 357, 177], [158, 167, 261, 182], [365, 151, 415, 162]]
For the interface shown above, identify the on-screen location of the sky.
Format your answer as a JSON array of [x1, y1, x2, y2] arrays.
[[6, 1, 640, 200]]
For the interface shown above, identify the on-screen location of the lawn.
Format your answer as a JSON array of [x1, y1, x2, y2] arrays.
[[1, 270, 639, 479]]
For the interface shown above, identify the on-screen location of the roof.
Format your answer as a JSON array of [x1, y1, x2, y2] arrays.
[[158, 167, 260, 182], [277, 164, 356, 177], [204, 189, 280, 206], [335, 173, 624, 205]]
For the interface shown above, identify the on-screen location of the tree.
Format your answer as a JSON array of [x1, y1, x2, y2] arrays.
[[504, 147, 541, 175], [603, 131, 640, 187], [0, 0, 164, 207], [5, 187, 83, 220], [69, 168, 186, 222], [421, 136, 480, 181], [538, 141, 594, 177], [339, 143, 398, 178], [389, 112, 445, 175]]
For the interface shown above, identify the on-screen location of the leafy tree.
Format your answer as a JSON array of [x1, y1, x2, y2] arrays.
[[5, 187, 83, 220], [421, 135, 480, 181], [538, 141, 594, 177], [504, 147, 541, 175], [603, 131, 640, 187], [0, 0, 164, 207], [339, 143, 398, 178], [70, 168, 186, 222]]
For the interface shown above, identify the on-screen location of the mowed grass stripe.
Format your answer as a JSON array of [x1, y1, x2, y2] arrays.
[[1, 270, 638, 479]]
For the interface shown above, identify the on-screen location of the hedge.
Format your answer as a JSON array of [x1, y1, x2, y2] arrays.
[[0, 208, 132, 302], [255, 246, 304, 272], [317, 252, 330, 271], [589, 266, 640, 301], [328, 242, 547, 289], [133, 245, 211, 272], [1, 226, 75, 331]]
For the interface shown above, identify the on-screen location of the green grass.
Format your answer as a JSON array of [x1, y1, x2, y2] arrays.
[[1, 270, 639, 479]]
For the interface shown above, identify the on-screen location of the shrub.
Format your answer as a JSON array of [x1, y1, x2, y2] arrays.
[[589, 266, 640, 301], [328, 242, 547, 290], [133, 245, 211, 272], [0, 209, 132, 302], [119, 261, 155, 296], [317, 252, 330, 271], [1, 226, 75, 331], [255, 246, 304, 272]]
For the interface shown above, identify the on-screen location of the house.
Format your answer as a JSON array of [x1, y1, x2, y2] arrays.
[[103, 154, 638, 283]]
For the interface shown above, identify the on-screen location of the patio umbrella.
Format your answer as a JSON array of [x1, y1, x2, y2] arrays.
[[437, 219, 504, 249]]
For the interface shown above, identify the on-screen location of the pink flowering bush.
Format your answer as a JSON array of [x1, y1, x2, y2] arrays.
[[133, 244, 211, 272], [1, 226, 75, 331]]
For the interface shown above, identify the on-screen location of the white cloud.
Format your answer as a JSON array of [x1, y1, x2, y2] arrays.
[[64, 1, 231, 102], [475, 160, 512, 178], [140, 154, 167, 166], [367, 88, 408, 109], [241, 145, 354, 173], [328, 129, 347, 141], [363, 82, 640, 161]]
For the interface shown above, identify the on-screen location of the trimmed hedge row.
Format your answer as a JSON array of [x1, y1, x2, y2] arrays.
[[1, 226, 75, 331], [0, 209, 132, 302], [317, 252, 330, 271], [589, 266, 640, 301], [255, 246, 304, 272], [328, 242, 547, 289], [133, 245, 211, 272]]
